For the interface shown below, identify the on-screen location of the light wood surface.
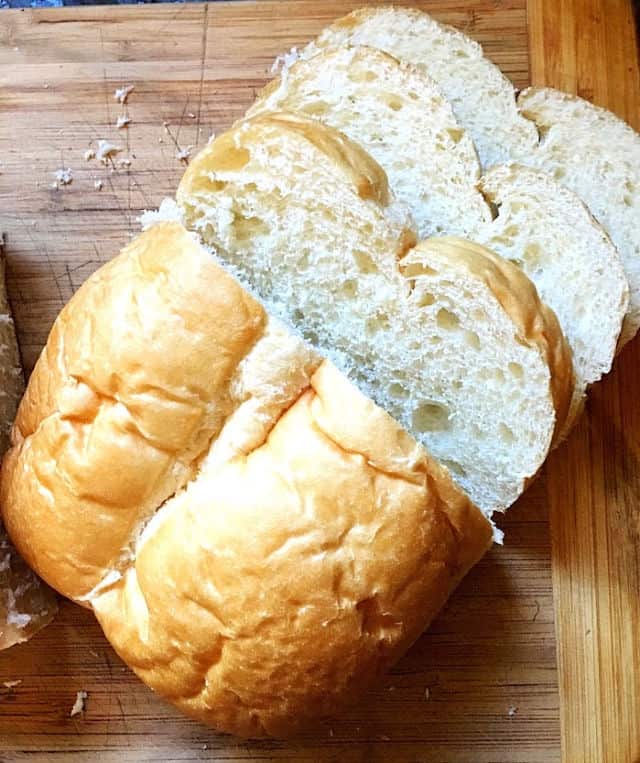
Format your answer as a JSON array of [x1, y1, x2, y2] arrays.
[[528, 2, 640, 761], [0, 1, 636, 761]]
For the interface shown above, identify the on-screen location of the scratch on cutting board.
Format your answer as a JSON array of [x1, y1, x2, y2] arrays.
[[195, 3, 209, 147]]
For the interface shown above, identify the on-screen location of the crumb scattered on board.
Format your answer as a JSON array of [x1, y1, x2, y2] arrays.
[[53, 168, 73, 187], [114, 84, 134, 104], [70, 690, 88, 717], [83, 149, 95, 161], [508, 705, 518, 718], [176, 146, 193, 163], [3, 680, 21, 689], [94, 180, 103, 191], [424, 687, 430, 700], [96, 140, 123, 164], [116, 115, 131, 130]]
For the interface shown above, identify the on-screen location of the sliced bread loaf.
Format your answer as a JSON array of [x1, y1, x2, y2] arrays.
[[175, 112, 573, 512], [515, 88, 640, 347], [306, 6, 538, 169], [248, 45, 490, 239], [247, 47, 625, 438]]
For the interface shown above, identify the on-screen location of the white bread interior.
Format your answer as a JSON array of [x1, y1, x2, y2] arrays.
[[306, 5, 538, 169], [246, 45, 626, 434], [175, 113, 573, 512], [248, 44, 491, 239], [516, 87, 640, 347], [0, 221, 493, 735]]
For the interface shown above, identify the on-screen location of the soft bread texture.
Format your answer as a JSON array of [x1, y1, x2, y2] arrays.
[[0, 222, 493, 735], [307, 6, 538, 169], [515, 87, 640, 347], [246, 45, 625, 429], [475, 163, 629, 435], [176, 114, 573, 511], [0, 252, 57, 649], [247, 44, 491, 238]]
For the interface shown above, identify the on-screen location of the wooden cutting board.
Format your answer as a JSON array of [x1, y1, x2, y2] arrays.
[[0, 1, 638, 761]]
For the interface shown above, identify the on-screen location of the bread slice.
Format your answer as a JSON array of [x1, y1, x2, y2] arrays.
[[0, 250, 57, 649], [246, 45, 625, 438], [1, 221, 494, 735], [306, 6, 538, 169], [515, 88, 640, 347], [247, 45, 491, 238], [176, 113, 573, 512], [476, 163, 629, 435]]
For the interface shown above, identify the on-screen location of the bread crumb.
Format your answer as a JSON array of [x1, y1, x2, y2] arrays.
[[328, 728, 334, 737], [114, 85, 134, 104], [176, 146, 193, 163], [96, 140, 122, 164], [207, 132, 216, 145], [188, 112, 196, 119], [424, 687, 430, 700], [271, 46, 299, 74], [158, 137, 163, 143], [119, 157, 132, 168], [94, 180, 103, 191], [116, 115, 131, 130], [377, 734, 391, 742], [51, 182, 58, 190], [3, 680, 21, 688], [201, 744, 207, 750], [508, 705, 518, 717], [83, 149, 95, 161], [70, 690, 88, 717], [54, 168, 73, 186]]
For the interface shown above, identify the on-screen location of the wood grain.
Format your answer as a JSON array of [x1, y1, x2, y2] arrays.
[[527, 2, 640, 761]]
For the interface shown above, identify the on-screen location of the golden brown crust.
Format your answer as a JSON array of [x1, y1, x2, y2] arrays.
[[181, 112, 393, 209], [1, 222, 492, 734], [92, 360, 491, 737], [404, 237, 575, 444]]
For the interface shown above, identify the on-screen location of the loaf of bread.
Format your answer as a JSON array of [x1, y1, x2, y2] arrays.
[[249, 46, 627, 437], [0, 250, 57, 649], [309, 7, 640, 349], [0, 222, 493, 735]]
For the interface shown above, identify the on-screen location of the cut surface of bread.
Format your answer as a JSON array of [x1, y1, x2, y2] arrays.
[[307, 6, 538, 169], [176, 113, 573, 512], [247, 44, 490, 238], [516, 87, 640, 347], [0, 221, 493, 735], [247, 44, 626, 424], [476, 163, 629, 435], [0, 251, 57, 649]]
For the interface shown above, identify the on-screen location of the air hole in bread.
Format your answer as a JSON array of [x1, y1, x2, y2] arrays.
[[388, 382, 409, 400], [508, 362, 524, 379], [417, 291, 436, 307], [446, 127, 464, 144], [353, 250, 378, 274], [402, 262, 438, 278], [339, 279, 358, 299], [365, 314, 390, 334], [436, 307, 460, 330], [465, 330, 481, 349], [412, 401, 451, 433], [347, 69, 378, 83], [441, 458, 467, 477], [384, 95, 404, 112], [233, 216, 271, 241], [623, 195, 633, 207], [215, 147, 251, 172], [553, 167, 566, 180], [499, 423, 515, 443]]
